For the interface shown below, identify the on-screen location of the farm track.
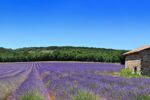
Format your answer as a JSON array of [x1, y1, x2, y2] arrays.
[[7, 63, 53, 100], [36, 63, 54, 100], [34, 63, 53, 100]]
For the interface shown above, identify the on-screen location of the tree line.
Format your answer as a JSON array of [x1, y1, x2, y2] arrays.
[[0, 46, 127, 64]]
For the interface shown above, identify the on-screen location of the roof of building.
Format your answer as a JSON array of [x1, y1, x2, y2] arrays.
[[123, 45, 150, 56]]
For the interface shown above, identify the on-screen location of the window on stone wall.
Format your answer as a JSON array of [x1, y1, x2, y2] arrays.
[[141, 67, 143, 74], [134, 67, 137, 73]]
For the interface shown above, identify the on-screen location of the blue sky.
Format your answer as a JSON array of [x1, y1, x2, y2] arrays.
[[0, 0, 150, 50]]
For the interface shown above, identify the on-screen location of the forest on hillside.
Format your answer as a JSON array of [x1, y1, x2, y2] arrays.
[[0, 46, 127, 63]]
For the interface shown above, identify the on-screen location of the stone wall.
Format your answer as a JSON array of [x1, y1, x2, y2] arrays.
[[125, 53, 141, 74], [125, 49, 150, 76], [140, 49, 150, 76]]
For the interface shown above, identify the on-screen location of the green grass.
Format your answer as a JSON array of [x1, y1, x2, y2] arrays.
[[137, 95, 150, 100], [99, 69, 149, 78], [120, 68, 141, 78], [72, 90, 99, 100], [120, 68, 150, 78], [19, 91, 44, 100]]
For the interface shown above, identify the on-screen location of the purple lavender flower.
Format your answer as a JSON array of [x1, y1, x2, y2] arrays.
[[0, 62, 149, 100]]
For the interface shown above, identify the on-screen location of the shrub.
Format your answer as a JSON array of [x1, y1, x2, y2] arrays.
[[137, 95, 150, 100], [72, 90, 98, 100], [19, 91, 44, 100], [120, 68, 140, 78]]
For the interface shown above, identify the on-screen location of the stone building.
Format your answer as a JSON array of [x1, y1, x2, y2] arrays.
[[123, 46, 150, 76]]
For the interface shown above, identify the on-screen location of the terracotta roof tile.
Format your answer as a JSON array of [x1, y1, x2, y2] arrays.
[[123, 45, 150, 55]]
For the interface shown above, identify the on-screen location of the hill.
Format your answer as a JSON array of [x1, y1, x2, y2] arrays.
[[0, 46, 128, 63]]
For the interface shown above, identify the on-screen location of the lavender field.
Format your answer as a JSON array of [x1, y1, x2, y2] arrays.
[[0, 62, 149, 100]]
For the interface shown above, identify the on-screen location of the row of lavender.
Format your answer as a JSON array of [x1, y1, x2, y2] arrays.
[[0, 62, 149, 100], [8, 63, 51, 100], [0, 63, 32, 100], [0, 63, 51, 100]]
